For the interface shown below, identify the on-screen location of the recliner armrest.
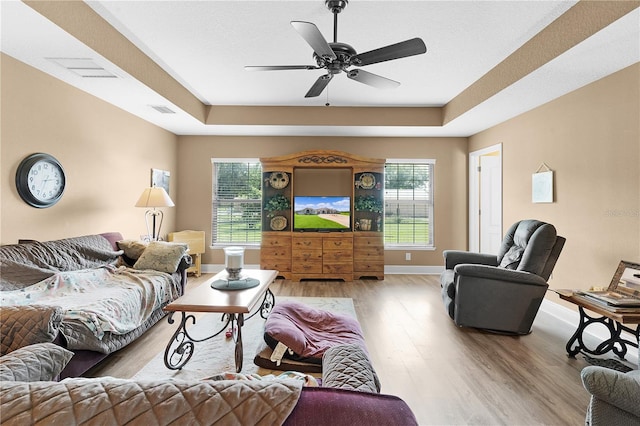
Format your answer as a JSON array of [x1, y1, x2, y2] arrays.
[[581, 366, 640, 418], [454, 264, 548, 287], [443, 250, 498, 270]]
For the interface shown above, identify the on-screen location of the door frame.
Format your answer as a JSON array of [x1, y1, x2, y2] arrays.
[[469, 143, 502, 252]]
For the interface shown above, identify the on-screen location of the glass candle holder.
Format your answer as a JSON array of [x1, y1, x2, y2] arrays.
[[224, 246, 244, 280]]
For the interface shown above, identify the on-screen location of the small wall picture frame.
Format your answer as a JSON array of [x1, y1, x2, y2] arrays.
[[151, 168, 170, 194], [532, 163, 554, 203]]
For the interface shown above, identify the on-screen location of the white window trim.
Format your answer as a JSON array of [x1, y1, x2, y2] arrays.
[[384, 159, 436, 250], [211, 158, 261, 248]]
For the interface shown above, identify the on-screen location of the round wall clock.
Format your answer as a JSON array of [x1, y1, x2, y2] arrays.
[[15, 153, 66, 208]]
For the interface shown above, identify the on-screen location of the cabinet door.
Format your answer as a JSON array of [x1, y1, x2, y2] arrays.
[[354, 237, 384, 260], [261, 233, 292, 273]]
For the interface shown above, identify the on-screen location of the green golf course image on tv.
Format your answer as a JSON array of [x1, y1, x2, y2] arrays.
[[293, 196, 351, 232]]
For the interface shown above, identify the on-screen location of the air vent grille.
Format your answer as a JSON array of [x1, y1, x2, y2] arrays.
[[47, 58, 118, 78], [150, 105, 176, 114]]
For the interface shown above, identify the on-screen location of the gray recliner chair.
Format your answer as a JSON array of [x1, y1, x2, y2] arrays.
[[440, 219, 566, 335]]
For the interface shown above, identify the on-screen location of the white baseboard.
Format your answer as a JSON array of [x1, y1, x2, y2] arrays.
[[202, 264, 257, 274], [384, 265, 444, 275], [202, 264, 445, 275]]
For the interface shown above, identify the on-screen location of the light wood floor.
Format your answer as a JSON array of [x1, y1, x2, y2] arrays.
[[87, 273, 594, 425]]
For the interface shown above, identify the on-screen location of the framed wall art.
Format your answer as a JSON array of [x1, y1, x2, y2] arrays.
[[151, 168, 170, 194], [532, 163, 553, 203]]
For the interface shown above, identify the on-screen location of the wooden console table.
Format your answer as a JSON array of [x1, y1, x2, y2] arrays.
[[557, 290, 640, 361]]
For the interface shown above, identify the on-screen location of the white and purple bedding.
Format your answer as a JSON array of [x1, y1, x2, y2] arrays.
[[0, 266, 180, 344]]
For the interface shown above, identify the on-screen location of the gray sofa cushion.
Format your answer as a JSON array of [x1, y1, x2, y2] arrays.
[[322, 344, 380, 393], [0, 305, 62, 355], [0, 343, 73, 382]]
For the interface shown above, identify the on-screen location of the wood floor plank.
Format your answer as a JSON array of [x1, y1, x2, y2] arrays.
[[86, 273, 592, 425]]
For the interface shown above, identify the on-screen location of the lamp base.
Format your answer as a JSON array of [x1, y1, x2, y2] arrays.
[[144, 209, 164, 241]]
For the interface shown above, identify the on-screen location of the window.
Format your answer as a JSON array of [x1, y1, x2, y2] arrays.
[[384, 160, 435, 248], [212, 159, 262, 245]]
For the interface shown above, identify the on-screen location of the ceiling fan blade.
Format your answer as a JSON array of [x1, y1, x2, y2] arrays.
[[305, 74, 333, 98], [291, 21, 337, 61], [351, 38, 427, 67], [347, 69, 400, 89], [245, 65, 318, 71]]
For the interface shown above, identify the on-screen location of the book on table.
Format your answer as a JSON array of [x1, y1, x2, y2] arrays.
[[580, 290, 640, 307]]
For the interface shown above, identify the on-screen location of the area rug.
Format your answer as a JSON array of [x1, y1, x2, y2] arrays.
[[582, 354, 634, 373], [133, 297, 357, 381]]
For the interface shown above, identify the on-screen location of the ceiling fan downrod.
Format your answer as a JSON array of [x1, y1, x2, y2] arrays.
[[325, 0, 347, 43]]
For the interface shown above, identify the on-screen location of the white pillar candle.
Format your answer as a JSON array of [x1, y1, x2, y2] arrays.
[[224, 247, 244, 269], [227, 253, 242, 268]]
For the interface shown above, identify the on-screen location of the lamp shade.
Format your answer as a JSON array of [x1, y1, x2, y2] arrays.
[[135, 187, 175, 208]]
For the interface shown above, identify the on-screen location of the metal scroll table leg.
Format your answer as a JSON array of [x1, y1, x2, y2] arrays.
[[566, 306, 638, 359], [164, 311, 232, 370], [233, 313, 244, 373]]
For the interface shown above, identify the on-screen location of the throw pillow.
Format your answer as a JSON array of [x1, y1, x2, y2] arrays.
[[133, 241, 188, 273], [116, 240, 148, 260], [0, 343, 73, 382]]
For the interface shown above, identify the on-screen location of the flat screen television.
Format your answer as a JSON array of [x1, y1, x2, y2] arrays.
[[293, 196, 351, 232]]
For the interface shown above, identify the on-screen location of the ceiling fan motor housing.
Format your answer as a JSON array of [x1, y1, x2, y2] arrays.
[[314, 42, 356, 73], [326, 0, 348, 14]]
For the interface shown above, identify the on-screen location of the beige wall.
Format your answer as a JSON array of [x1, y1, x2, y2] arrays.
[[5, 50, 636, 284], [176, 136, 468, 266], [469, 63, 640, 299], [1, 54, 179, 244]]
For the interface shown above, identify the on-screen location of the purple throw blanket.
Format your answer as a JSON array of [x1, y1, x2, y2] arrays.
[[264, 301, 366, 362]]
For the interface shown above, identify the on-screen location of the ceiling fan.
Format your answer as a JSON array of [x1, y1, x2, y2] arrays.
[[245, 0, 427, 98]]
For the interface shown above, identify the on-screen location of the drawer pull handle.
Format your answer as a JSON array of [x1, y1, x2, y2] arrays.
[[303, 241, 311, 246], [335, 242, 342, 246]]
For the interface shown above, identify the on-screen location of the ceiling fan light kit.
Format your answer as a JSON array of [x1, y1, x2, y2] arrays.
[[245, 0, 427, 98]]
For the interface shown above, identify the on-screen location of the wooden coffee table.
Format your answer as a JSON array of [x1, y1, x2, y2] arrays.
[[163, 269, 277, 372]]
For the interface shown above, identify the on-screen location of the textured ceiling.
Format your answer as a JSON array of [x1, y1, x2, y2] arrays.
[[1, 1, 639, 137]]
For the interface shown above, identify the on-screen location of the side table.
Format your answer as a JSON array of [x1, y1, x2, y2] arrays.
[[557, 290, 640, 361]]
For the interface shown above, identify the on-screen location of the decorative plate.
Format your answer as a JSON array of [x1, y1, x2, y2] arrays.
[[358, 173, 376, 190], [270, 215, 287, 231], [269, 171, 289, 189]]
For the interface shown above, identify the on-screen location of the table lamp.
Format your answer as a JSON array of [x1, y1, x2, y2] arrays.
[[135, 186, 174, 241]]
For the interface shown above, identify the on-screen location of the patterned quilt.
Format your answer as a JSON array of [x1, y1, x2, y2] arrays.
[[0, 266, 180, 341], [0, 377, 302, 426]]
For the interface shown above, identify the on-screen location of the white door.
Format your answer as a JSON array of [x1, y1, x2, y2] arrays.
[[479, 155, 502, 254], [469, 144, 502, 253]]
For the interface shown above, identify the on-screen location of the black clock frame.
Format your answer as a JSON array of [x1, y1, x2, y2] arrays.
[[15, 153, 66, 208]]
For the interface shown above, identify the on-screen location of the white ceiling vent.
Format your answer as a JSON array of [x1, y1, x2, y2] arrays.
[[47, 58, 118, 78], [150, 105, 176, 114]]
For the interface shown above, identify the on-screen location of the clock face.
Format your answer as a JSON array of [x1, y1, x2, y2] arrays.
[[16, 153, 66, 208]]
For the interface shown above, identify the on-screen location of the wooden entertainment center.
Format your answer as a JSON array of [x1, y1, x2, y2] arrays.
[[260, 150, 385, 282]]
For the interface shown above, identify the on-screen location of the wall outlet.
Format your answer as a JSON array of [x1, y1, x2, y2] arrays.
[[405, 252, 411, 261]]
